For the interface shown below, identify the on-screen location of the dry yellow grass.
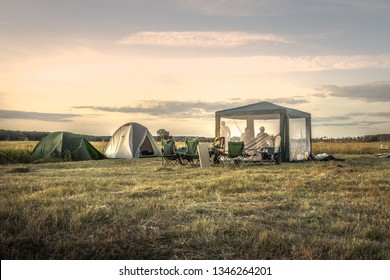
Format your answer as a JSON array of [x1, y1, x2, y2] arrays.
[[0, 140, 389, 260], [313, 141, 389, 155], [1, 140, 388, 156]]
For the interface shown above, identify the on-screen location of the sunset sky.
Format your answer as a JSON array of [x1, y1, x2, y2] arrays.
[[1, 0, 389, 138]]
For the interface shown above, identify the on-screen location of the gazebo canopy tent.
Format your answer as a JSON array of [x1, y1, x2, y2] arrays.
[[215, 101, 312, 162]]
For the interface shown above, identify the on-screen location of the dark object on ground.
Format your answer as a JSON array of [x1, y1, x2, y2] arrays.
[[7, 167, 31, 173], [314, 153, 345, 161]]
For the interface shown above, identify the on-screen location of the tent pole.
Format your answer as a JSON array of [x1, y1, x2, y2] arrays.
[[306, 117, 312, 157], [280, 113, 290, 162], [215, 115, 221, 138], [246, 119, 255, 138]]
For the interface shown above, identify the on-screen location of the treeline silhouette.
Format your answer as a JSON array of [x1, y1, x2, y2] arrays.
[[0, 129, 110, 142], [0, 129, 388, 143], [313, 134, 390, 142]]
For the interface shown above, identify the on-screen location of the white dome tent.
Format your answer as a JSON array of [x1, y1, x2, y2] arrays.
[[105, 122, 161, 159]]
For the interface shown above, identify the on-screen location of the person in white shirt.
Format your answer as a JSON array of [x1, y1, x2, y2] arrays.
[[220, 121, 231, 143], [256, 126, 270, 148]]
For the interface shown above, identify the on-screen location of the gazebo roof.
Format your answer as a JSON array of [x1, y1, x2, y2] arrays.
[[215, 101, 311, 119]]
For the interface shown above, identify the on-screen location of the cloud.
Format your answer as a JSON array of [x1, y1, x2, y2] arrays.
[[315, 81, 390, 102], [170, 0, 390, 20], [314, 112, 390, 123], [313, 111, 390, 127], [117, 31, 291, 48], [169, 0, 268, 16], [264, 97, 309, 105], [76, 101, 220, 119], [313, 120, 387, 127], [75, 97, 308, 119], [347, 112, 390, 118], [330, 0, 390, 11], [313, 116, 353, 123], [0, 110, 80, 122], [312, 92, 328, 98], [295, 56, 390, 71], [234, 97, 309, 106]]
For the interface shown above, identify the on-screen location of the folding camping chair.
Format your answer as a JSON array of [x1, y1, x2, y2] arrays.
[[220, 141, 245, 167], [209, 136, 225, 164], [177, 137, 199, 165], [161, 138, 182, 165], [259, 135, 282, 165], [240, 138, 262, 165]]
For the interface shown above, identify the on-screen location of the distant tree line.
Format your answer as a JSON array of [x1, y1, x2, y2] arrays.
[[313, 134, 390, 143], [0, 129, 388, 143], [0, 130, 50, 141], [166, 136, 214, 142], [83, 135, 111, 142], [0, 129, 111, 142], [154, 128, 214, 142]]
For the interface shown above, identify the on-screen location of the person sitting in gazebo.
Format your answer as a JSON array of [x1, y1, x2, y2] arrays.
[[240, 127, 253, 146], [256, 126, 271, 149]]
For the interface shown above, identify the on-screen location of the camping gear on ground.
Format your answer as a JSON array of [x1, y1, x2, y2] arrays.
[[161, 138, 182, 165], [378, 153, 390, 158], [32, 131, 105, 161], [105, 122, 161, 159], [314, 153, 345, 161], [215, 101, 312, 162]]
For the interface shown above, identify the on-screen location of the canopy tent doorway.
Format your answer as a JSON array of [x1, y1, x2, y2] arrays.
[[215, 101, 312, 162]]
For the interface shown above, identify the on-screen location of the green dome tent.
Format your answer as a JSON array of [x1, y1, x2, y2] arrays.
[[33, 131, 105, 161]]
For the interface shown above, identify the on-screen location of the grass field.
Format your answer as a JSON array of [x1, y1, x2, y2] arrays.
[[0, 141, 389, 259]]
